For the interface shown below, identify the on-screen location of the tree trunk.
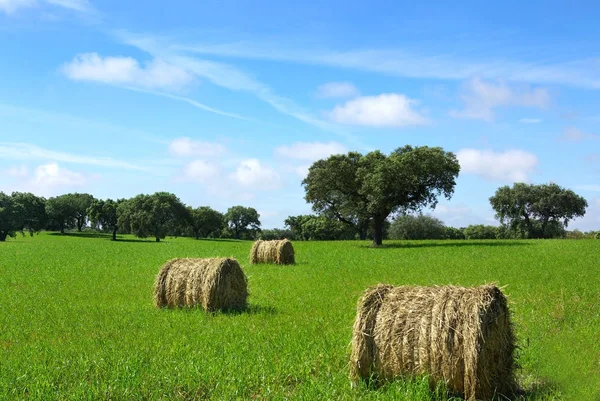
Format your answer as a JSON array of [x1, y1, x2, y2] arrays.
[[372, 219, 384, 247], [155, 237, 160, 242], [60, 223, 65, 235], [112, 227, 117, 241], [194, 229, 200, 240], [0, 231, 7, 242], [77, 219, 84, 232]]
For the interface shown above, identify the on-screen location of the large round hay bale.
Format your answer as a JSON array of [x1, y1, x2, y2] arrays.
[[350, 284, 516, 400], [154, 258, 248, 312], [249, 239, 295, 265]]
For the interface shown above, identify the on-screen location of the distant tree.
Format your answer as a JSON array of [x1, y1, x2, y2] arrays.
[[463, 225, 498, 240], [0, 192, 46, 242], [300, 215, 356, 240], [118, 192, 187, 242], [303, 146, 460, 246], [284, 215, 313, 240], [490, 183, 587, 239], [389, 214, 446, 240], [88, 198, 124, 241], [224, 206, 261, 239], [444, 226, 465, 240], [46, 194, 77, 234], [259, 228, 295, 241], [70, 193, 95, 232], [186, 206, 224, 239]]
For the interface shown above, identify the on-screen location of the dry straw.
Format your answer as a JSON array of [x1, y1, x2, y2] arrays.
[[154, 258, 248, 312], [249, 239, 295, 265], [350, 284, 516, 401]]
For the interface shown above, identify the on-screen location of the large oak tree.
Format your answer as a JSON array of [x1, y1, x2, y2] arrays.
[[302, 145, 460, 246], [0, 192, 46, 242], [489, 182, 587, 238]]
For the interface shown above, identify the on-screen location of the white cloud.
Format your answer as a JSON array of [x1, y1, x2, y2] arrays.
[[180, 160, 221, 183], [230, 159, 281, 190], [33, 162, 85, 186], [0, 0, 90, 14], [559, 127, 599, 142], [168, 137, 226, 157], [457, 148, 538, 182], [62, 53, 195, 92], [519, 118, 542, 124], [5, 164, 29, 178], [429, 203, 490, 228], [0, 142, 150, 172], [328, 94, 426, 127], [575, 185, 600, 192], [316, 82, 359, 99], [449, 78, 550, 121], [275, 141, 346, 161]]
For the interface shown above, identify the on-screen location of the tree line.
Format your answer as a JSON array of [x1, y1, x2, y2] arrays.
[[1, 145, 593, 244], [0, 191, 261, 242]]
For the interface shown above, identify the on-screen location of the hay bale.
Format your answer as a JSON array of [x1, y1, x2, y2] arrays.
[[350, 284, 516, 400], [249, 239, 295, 265], [154, 258, 248, 311]]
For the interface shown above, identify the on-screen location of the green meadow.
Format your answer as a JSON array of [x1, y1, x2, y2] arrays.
[[1, 233, 598, 400]]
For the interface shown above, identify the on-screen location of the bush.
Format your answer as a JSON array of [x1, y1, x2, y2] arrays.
[[463, 225, 498, 240], [389, 215, 446, 240], [258, 229, 295, 241], [444, 226, 465, 240]]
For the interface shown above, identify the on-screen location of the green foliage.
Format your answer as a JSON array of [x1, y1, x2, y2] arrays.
[[46, 194, 78, 234], [389, 214, 446, 240], [258, 228, 295, 240], [2, 234, 597, 399], [490, 183, 587, 239], [0, 192, 46, 241], [303, 146, 460, 246], [300, 215, 356, 240], [88, 198, 124, 240], [443, 226, 465, 240], [69, 193, 95, 231], [463, 224, 498, 240], [117, 192, 187, 242], [186, 206, 224, 239], [224, 205, 261, 239]]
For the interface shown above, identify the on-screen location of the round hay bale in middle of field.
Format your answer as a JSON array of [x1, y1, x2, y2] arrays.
[[153, 257, 248, 312], [249, 239, 295, 265], [350, 283, 516, 401]]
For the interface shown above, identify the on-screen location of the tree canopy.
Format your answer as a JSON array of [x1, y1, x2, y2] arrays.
[[303, 145, 460, 246], [0, 192, 46, 242], [224, 206, 261, 239], [118, 192, 187, 242], [489, 183, 587, 238], [46, 194, 78, 234], [70, 193, 95, 232], [389, 214, 446, 240], [88, 198, 124, 240], [186, 206, 224, 239]]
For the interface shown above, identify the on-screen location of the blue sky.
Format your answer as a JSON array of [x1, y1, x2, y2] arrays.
[[1, 0, 599, 230]]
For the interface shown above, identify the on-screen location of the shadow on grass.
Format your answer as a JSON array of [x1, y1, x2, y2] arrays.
[[360, 241, 532, 249], [223, 304, 277, 316], [48, 231, 113, 239], [197, 238, 246, 243]]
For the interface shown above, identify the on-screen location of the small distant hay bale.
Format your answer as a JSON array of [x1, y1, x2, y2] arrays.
[[350, 284, 516, 401], [154, 258, 248, 312], [249, 239, 295, 265]]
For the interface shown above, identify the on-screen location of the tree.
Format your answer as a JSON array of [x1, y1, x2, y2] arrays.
[[88, 198, 124, 241], [463, 225, 498, 240], [224, 206, 261, 239], [303, 146, 460, 246], [389, 214, 446, 240], [300, 215, 356, 240], [186, 206, 224, 239], [46, 194, 77, 234], [0, 192, 46, 242], [118, 192, 187, 242], [489, 183, 587, 239], [70, 193, 95, 232], [444, 226, 465, 240]]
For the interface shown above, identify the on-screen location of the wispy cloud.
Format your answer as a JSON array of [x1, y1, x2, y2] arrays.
[[62, 53, 195, 92], [457, 148, 538, 182], [519, 118, 542, 124], [117, 32, 348, 136], [558, 127, 599, 142], [316, 82, 359, 99], [170, 40, 600, 90], [0, 142, 151, 172], [275, 141, 347, 161], [328, 93, 427, 127], [168, 137, 226, 158], [449, 78, 550, 121], [0, 0, 92, 14]]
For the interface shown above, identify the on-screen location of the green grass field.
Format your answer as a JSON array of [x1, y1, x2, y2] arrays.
[[1, 233, 599, 400]]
